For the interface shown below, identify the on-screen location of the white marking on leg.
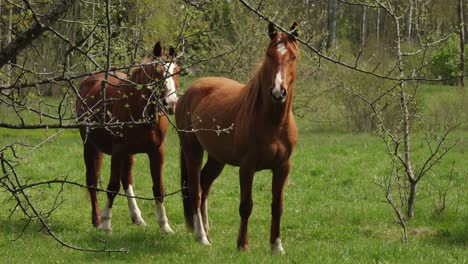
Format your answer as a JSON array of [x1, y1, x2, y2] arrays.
[[163, 63, 178, 111], [271, 66, 284, 99], [201, 198, 209, 233], [125, 185, 146, 226], [193, 208, 211, 245], [271, 237, 285, 255], [155, 201, 174, 234], [97, 199, 112, 232]]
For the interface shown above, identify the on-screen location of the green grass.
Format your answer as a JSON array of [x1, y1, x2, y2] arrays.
[[0, 124, 466, 263], [0, 84, 466, 262]]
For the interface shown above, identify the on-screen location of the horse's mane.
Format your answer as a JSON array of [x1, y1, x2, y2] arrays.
[[238, 56, 274, 120], [129, 57, 157, 85]]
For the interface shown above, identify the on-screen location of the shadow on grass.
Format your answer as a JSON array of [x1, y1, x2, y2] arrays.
[[427, 227, 468, 248], [0, 217, 188, 259]]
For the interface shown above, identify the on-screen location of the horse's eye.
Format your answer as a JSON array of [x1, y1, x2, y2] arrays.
[[290, 54, 296, 61]]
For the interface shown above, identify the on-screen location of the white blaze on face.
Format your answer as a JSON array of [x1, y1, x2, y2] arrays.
[[163, 62, 178, 111], [277, 42, 287, 55], [271, 65, 283, 99], [271, 42, 287, 100]]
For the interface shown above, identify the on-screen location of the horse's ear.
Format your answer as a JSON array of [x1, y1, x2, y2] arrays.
[[153, 42, 163, 58], [169, 45, 177, 58], [268, 22, 276, 40], [290, 21, 299, 39]]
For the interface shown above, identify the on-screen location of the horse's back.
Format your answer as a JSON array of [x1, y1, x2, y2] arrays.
[[76, 71, 167, 154], [177, 76, 243, 122], [79, 71, 127, 94], [183, 77, 242, 100], [176, 77, 246, 164], [77, 71, 128, 116]]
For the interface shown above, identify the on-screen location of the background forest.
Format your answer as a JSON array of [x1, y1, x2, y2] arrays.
[[0, 0, 466, 262], [1, 0, 467, 130]]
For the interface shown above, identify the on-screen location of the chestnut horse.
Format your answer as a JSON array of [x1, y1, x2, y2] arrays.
[[175, 22, 299, 255], [76, 42, 179, 233]]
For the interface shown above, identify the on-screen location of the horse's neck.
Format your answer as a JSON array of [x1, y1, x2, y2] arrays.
[[240, 62, 292, 127], [128, 65, 156, 96]]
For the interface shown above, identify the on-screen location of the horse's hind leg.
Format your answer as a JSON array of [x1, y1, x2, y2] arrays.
[[121, 155, 146, 226], [98, 146, 125, 232], [83, 142, 103, 227], [200, 157, 224, 235], [148, 144, 173, 234], [180, 137, 209, 245]]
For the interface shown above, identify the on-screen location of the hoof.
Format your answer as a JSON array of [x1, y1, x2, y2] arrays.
[[132, 217, 147, 226], [160, 224, 174, 235], [271, 238, 285, 256], [92, 219, 101, 227], [271, 247, 285, 256], [97, 222, 112, 233], [237, 245, 249, 252], [197, 236, 211, 246]]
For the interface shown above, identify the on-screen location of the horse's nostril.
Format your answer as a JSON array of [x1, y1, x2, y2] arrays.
[[281, 89, 287, 98]]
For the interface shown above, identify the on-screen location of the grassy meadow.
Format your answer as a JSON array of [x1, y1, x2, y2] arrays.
[[0, 84, 466, 263]]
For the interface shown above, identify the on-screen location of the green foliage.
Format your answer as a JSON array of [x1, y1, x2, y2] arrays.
[[417, 85, 468, 131], [430, 35, 463, 84], [324, 64, 401, 133]]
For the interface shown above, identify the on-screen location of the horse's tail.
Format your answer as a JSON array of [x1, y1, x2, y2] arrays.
[[180, 148, 194, 231]]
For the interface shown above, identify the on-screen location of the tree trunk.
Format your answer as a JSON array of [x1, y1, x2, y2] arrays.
[[360, 6, 366, 48], [394, 12, 417, 220], [406, 0, 413, 43], [377, 7, 380, 45], [407, 181, 417, 219], [327, 0, 338, 50], [0, 0, 75, 69], [7, 6, 12, 84], [464, 0, 468, 44], [459, 0, 466, 86], [0, 0, 3, 47]]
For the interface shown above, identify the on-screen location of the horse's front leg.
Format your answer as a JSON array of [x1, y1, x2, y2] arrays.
[[98, 147, 125, 232], [237, 164, 255, 252], [270, 160, 290, 255], [148, 144, 174, 234]]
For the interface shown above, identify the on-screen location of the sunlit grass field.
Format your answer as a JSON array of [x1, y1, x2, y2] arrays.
[[0, 84, 466, 263], [0, 128, 466, 262]]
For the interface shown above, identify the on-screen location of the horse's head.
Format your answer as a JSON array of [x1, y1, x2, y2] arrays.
[[153, 42, 180, 114], [265, 22, 299, 103]]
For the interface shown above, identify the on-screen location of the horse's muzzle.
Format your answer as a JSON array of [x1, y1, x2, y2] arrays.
[[166, 107, 174, 115], [161, 100, 175, 115], [270, 88, 287, 103]]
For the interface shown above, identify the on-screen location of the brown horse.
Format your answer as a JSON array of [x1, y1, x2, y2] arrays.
[[175, 22, 299, 255], [76, 42, 179, 234]]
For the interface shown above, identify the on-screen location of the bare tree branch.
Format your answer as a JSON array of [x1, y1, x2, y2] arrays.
[[0, 0, 76, 68]]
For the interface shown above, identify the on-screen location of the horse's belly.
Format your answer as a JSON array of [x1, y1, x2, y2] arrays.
[[81, 124, 166, 155], [195, 131, 240, 166]]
